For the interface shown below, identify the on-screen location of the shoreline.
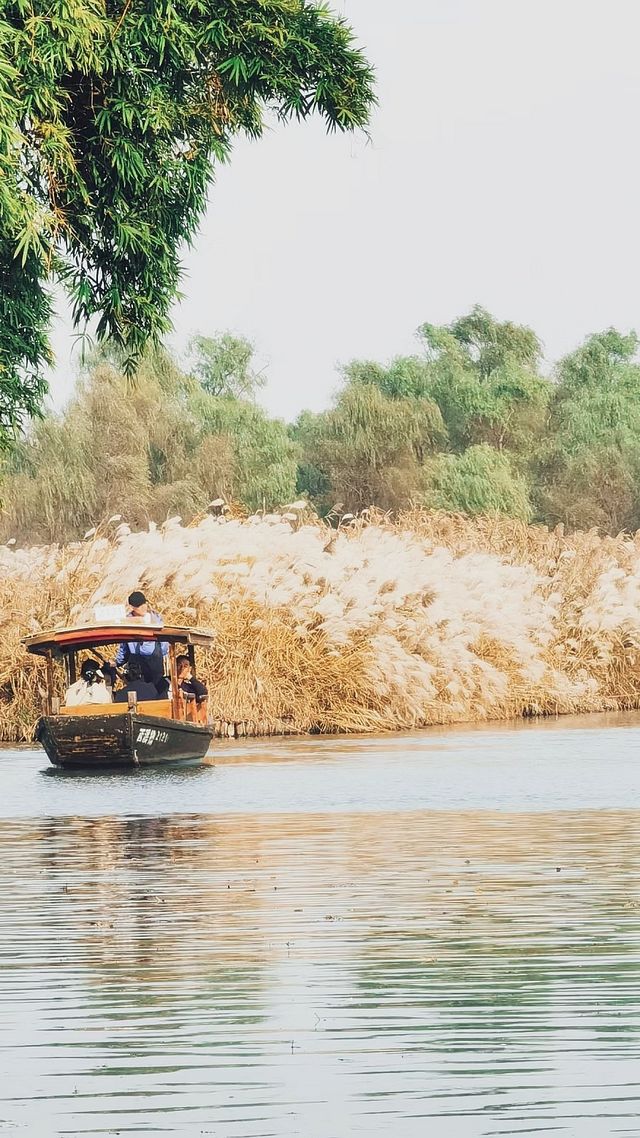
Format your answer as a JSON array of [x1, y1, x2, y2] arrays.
[[4, 511, 640, 745], [8, 701, 640, 750]]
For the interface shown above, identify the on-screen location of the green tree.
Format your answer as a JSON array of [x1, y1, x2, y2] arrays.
[[421, 306, 541, 377], [535, 330, 640, 532], [191, 389, 297, 511], [344, 309, 550, 457], [0, 340, 297, 541], [0, 1, 374, 447], [424, 444, 533, 521], [189, 333, 264, 400], [293, 383, 446, 513], [417, 307, 550, 454]]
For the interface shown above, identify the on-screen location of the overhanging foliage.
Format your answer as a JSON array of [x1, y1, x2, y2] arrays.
[[0, 0, 374, 445]]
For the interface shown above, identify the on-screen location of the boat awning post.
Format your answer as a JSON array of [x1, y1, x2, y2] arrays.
[[45, 650, 54, 716], [168, 644, 182, 721]]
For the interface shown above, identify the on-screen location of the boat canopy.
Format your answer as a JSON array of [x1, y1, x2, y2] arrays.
[[22, 623, 215, 658]]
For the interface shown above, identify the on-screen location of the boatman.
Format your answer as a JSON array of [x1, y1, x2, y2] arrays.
[[115, 590, 169, 694]]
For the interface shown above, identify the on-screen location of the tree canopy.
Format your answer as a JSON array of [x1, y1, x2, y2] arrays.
[[294, 310, 640, 532], [0, 341, 297, 541], [535, 330, 640, 533], [293, 382, 446, 513], [0, 0, 374, 446], [4, 310, 640, 543], [188, 332, 264, 400]]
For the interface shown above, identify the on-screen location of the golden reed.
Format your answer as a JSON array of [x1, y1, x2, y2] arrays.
[[3, 509, 640, 743]]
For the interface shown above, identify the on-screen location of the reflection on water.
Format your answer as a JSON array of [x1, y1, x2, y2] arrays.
[[1, 794, 640, 1134]]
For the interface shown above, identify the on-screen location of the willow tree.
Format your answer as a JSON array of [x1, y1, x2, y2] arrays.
[[417, 307, 550, 454], [0, 0, 374, 445], [424, 444, 533, 521], [0, 343, 298, 542], [293, 383, 447, 514], [535, 330, 640, 533], [341, 308, 550, 458]]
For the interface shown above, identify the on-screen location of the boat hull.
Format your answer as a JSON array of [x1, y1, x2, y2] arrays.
[[36, 712, 213, 769]]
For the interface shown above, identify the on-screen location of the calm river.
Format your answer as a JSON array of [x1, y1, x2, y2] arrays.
[[1, 713, 640, 1136]]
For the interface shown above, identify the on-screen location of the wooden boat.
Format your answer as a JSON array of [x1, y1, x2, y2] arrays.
[[23, 622, 215, 770]]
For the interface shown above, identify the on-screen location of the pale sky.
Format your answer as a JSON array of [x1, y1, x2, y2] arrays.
[[48, 0, 640, 420]]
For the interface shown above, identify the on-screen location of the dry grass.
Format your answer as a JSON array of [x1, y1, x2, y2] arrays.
[[4, 509, 640, 742]]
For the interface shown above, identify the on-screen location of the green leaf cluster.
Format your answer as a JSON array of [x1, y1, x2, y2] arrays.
[[425, 444, 532, 521], [0, 0, 374, 447]]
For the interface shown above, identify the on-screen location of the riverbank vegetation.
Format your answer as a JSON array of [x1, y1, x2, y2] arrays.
[[4, 509, 640, 742], [3, 310, 640, 543], [4, 308, 640, 742]]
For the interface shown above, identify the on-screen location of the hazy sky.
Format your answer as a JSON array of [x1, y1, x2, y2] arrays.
[[49, 0, 640, 419]]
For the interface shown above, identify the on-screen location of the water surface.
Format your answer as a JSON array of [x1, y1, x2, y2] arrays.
[[1, 713, 639, 1135]]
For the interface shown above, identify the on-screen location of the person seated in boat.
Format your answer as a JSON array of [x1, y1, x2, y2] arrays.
[[176, 655, 209, 723], [115, 590, 169, 695], [113, 659, 161, 704], [65, 659, 113, 707], [100, 660, 118, 689]]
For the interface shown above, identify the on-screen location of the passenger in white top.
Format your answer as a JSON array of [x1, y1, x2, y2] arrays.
[[65, 659, 112, 706]]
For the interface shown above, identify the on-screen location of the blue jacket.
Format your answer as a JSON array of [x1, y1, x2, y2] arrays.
[[115, 610, 169, 666]]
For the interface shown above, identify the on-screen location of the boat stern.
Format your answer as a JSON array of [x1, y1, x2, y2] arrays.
[[37, 712, 133, 768]]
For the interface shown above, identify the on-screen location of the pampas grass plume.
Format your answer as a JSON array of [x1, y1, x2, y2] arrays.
[[4, 509, 640, 740]]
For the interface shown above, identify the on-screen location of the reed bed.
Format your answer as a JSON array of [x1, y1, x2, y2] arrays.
[[3, 509, 640, 742]]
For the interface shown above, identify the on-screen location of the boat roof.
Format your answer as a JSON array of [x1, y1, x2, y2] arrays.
[[22, 622, 215, 657]]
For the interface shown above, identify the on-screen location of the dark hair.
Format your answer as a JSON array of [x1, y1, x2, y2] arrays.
[[81, 659, 102, 684], [127, 659, 145, 682], [128, 590, 147, 607], [176, 655, 190, 670]]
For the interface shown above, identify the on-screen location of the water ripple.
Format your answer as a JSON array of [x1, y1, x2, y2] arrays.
[[0, 734, 639, 1134]]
